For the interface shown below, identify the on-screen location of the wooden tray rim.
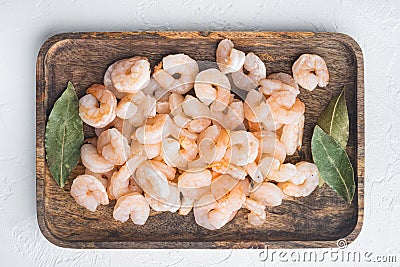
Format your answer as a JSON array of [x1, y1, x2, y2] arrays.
[[36, 31, 364, 249]]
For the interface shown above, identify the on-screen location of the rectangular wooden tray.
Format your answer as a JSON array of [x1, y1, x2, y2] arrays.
[[36, 31, 364, 249]]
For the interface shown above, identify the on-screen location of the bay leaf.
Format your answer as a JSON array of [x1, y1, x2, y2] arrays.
[[311, 125, 355, 203], [317, 88, 349, 148], [45, 81, 84, 188]]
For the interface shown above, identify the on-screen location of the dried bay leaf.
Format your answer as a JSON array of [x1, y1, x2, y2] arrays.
[[311, 126, 355, 203], [317, 88, 349, 148], [45, 82, 84, 188]]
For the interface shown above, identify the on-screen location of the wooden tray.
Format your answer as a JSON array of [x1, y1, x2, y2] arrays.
[[36, 31, 364, 249]]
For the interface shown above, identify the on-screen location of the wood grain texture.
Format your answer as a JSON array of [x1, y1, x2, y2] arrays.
[[36, 31, 364, 249]]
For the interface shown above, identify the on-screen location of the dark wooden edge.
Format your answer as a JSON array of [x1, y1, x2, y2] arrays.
[[36, 31, 364, 249]]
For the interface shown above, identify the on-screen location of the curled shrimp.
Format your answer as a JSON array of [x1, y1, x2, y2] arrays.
[[79, 84, 117, 128], [150, 159, 176, 181], [194, 184, 245, 230], [113, 192, 150, 225], [211, 160, 247, 180], [231, 52, 266, 91], [187, 118, 211, 133], [145, 182, 180, 212], [258, 131, 287, 163], [216, 39, 245, 74], [244, 89, 270, 123], [95, 117, 135, 142], [258, 156, 297, 182], [182, 95, 211, 118], [210, 99, 245, 130], [280, 114, 304, 155], [178, 169, 212, 200], [70, 174, 109, 212], [81, 144, 114, 173], [97, 128, 131, 165], [194, 68, 231, 111], [267, 72, 299, 92], [108, 155, 146, 199], [259, 78, 299, 96], [242, 198, 266, 226], [111, 56, 151, 93], [267, 96, 305, 125], [249, 182, 285, 207], [292, 54, 329, 91], [278, 162, 319, 197], [135, 160, 170, 198], [134, 114, 168, 144], [153, 54, 199, 94], [224, 131, 259, 166], [116, 91, 146, 119]]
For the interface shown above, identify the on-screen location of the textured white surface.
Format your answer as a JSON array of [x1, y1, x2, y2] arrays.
[[0, 0, 399, 266]]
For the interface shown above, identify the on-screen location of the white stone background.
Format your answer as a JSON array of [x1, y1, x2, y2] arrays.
[[0, 0, 399, 266]]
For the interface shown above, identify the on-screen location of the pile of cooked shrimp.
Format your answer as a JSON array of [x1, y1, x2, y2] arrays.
[[71, 39, 329, 230]]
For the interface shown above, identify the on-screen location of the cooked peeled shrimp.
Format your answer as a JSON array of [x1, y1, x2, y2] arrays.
[[145, 182, 180, 212], [150, 159, 176, 181], [111, 56, 151, 93], [210, 174, 239, 201], [161, 137, 188, 169], [113, 192, 150, 225], [194, 184, 245, 230], [188, 118, 211, 133], [108, 155, 146, 199], [135, 114, 168, 144], [278, 162, 319, 197], [79, 84, 117, 128], [97, 128, 131, 165], [280, 115, 304, 155], [211, 160, 247, 180], [168, 93, 184, 115], [242, 198, 266, 226], [153, 54, 199, 94], [81, 144, 114, 173], [249, 182, 285, 206], [257, 156, 296, 182], [245, 161, 264, 183], [182, 95, 211, 118], [231, 52, 266, 91], [178, 169, 212, 200], [292, 54, 329, 91], [194, 68, 231, 111], [244, 89, 270, 123], [259, 131, 287, 163], [126, 94, 156, 127], [259, 78, 299, 96], [193, 193, 218, 230], [104, 62, 126, 99], [70, 174, 109, 212], [135, 160, 170, 198], [224, 131, 259, 166], [267, 72, 299, 92], [267, 96, 305, 125], [116, 91, 146, 119], [216, 39, 245, 74]]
